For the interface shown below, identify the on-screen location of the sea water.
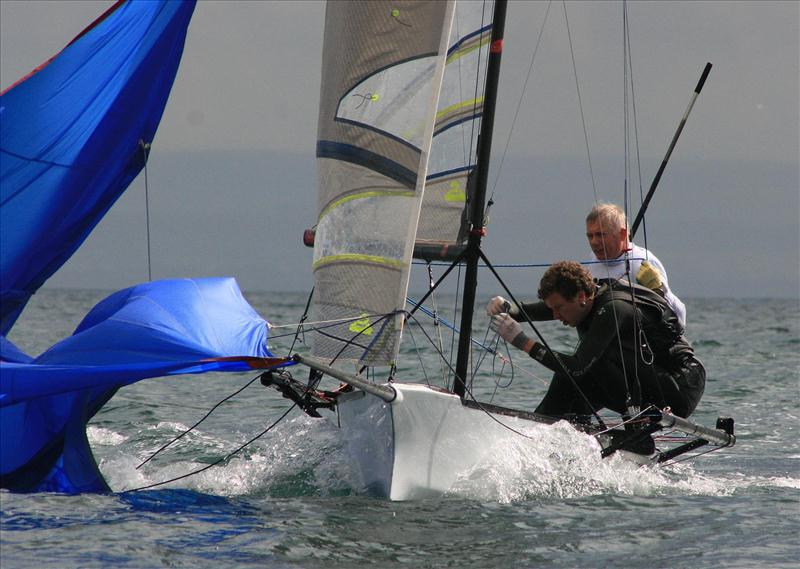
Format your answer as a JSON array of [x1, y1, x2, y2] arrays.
[[1, 289, 798, 568]]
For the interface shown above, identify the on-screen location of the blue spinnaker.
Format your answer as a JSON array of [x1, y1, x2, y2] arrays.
[[0, 0, 196, 335], [0, 278, 291, 493]]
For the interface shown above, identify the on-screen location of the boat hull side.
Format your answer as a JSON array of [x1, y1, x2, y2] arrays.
[[338, 383, 537, 500], [335, 390, 394, 497]]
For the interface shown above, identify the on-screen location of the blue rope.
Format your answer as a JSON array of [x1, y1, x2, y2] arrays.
[[405, 297, 498, 356], [412, 257, 650, 269]]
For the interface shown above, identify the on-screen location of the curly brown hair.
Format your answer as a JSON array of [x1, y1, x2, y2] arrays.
[[538, 261, 595, 301]]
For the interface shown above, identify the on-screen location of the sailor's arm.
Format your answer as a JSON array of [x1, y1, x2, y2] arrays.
[[491, 301, 630, 376], [485, 296, 554, 321]]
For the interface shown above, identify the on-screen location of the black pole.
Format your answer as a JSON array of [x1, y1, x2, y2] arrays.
[[630, 62, 711, 240], [453, 0, 508, 398]]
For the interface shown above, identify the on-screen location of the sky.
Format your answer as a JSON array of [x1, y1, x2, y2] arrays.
[[1, 0, 798, 300]]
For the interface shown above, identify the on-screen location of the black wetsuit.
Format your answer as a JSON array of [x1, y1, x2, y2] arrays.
[[516, 282, 705, 418]]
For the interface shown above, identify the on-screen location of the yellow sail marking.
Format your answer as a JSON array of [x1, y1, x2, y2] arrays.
[[312, 254, 406, 271], [319, 189, 416, 221], [436, 96, 484, 123], [444, 180, 466, 203], [349, 313, 374, 336], [445, 34, 491, 65]]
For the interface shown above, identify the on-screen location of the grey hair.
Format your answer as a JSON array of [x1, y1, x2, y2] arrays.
[[586, 202, 628, 232]]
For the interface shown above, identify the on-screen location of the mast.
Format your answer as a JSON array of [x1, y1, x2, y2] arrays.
[[453, 0, 507, 398]]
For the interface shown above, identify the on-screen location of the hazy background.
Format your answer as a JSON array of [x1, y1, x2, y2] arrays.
[[2, 0, 798, 299]]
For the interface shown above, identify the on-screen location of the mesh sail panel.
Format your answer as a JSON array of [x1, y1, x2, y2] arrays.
[[416, 1, 494, 255], [312, 1, 455, 365]]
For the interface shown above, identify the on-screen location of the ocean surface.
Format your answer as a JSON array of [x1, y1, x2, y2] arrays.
[[1, 289, 798, 568]]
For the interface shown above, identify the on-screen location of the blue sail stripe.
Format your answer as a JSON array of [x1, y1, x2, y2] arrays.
[[317, 141, 418, 189]]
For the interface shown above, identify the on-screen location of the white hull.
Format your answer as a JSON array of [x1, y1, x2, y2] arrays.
[[335, 383, 551, 500]]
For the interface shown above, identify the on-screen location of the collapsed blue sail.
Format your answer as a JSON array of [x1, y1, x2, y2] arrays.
[[0, 0, 299, 493], [0, 0, 196, 335], [0, 277, 290, 493]]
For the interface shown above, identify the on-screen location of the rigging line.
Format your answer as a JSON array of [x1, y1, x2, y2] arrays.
[[416, 258, 645, 269], [407, 295, 551, 388], [661, 443, 725, 466], [139, 139, 153, 282], [478, 248, 607, 428], [402, 317, 432, 387], [406, 246, 469, 320], [562, 1, 599, 201], [288, 287, 314, 355], [604, 273, 640, 410], [623, 1, 630, 227], [404, 311, 460, 381], [405, 307, 515, 389], [269, 312, 389, 333], [313, 327, 372, 353], [426, 263, 448, 382], [466, 1, 492, 173], [488, 340, 515, 404], [135, 372, 263, 469], [453, 1, 471, 171], [478, 325, 516, 403], [460, 378, 545, 441], [408, 310, 526, 408], [624, 6, 648, 251], [447, 263, 463, 390], [126, 402, 297, 492], [406, 296, 498, 355], [489, 0, 553, 198], [622, 0, 630, 226], [623, 1, 631, 230], [592, 404, 656, 436], [470, 321, 496, 385], [327, 311, 400, 366]]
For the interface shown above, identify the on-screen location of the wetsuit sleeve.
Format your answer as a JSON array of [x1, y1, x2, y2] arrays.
[[528, 299, 634, 376], [514, 301, 554, 322]]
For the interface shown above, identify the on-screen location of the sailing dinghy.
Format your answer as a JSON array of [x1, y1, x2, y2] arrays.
[[266, 0, 736, 500], [0, 0, 735, 498]]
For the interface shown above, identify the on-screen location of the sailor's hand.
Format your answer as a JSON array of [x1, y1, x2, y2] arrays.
[[636, 261, 663, 290], [486, 296, 517, 316], [490, 314, 530, 351]]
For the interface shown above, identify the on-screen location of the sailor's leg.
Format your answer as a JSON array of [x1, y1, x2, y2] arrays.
[[653, 357, 706, 417], [534, 372, 599, 417]]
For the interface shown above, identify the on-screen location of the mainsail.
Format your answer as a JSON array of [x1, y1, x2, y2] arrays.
[[312, 1, 457, 366]]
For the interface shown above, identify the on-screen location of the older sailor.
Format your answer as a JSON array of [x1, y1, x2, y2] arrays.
[[487, 261, 704, 420], [585, 202, 686, 328]]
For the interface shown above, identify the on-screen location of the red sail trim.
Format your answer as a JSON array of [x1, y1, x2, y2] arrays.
[[1, 0, 126, 95], [202, 356, 295, 369]]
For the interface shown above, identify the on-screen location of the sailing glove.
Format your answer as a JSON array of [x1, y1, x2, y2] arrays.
[[486, 296, 518, 316], [636, 261, 663, 290], [490, 314, 530, 351]]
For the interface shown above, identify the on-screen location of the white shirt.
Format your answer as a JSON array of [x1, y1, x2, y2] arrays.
[[588, 242, 687, 329]]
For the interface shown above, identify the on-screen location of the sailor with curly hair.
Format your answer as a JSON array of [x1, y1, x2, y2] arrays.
[[486, 260, 704, 421]]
